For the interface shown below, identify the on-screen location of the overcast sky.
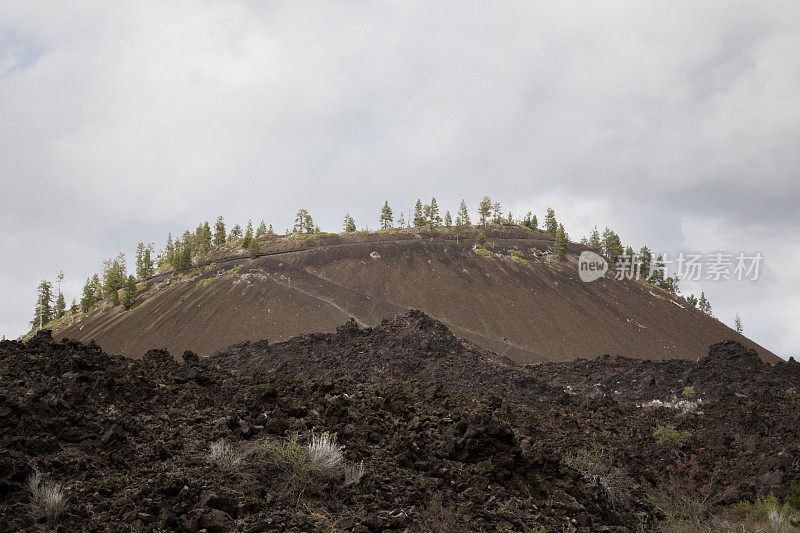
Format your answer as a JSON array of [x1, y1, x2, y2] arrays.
[[2, 1, 798, 358]]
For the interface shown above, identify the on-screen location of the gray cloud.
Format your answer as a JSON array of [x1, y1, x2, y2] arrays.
[[1, 1, 798, 357]]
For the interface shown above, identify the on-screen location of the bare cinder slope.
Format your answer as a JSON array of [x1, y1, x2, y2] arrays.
[[54, 226, 780, 363]]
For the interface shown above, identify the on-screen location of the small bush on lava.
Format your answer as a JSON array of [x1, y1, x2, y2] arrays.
[[27, 471, 67, 520], [653, 425, 690, 447], [563, 445, 632, 509], [307, 432, 344, 478], [207, 439, 248, 472]]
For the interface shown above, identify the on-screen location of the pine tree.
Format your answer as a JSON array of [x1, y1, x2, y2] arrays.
[[228, 224, 243, 241], [444, 210, 452, 227], [294, 209, 310, 234], [343, 214, 356, 233], [143, 245, 154, 279], [554, 224, 568, 261], [413, 199, 426, 227], [256, 221, 268, 237], [397, 211, 405, 228], [544, 208, 557, 237], [200, 221, 212, 253], [522, 212, 535, 229], [81, 277, 96, 312], [379, 201, 394, 229], [685, 294, 698, 308], [428, 198, 441, 228], [457, 199, 470, 227], [102, 253, 127, 305], [31, 280, 54, 329], [55, 292, 66, 319], [531, 214, 538, 230], [492, 202, 503, 223], [175, 240, 192, 273], [70, 298, 78, 314], [588, 226, 602, 252], [136, 242, 146, 278], [698, 292, 712, 315], [506, 211, 513, 225], [478, 196, 492, 226], [734, 313, 743, 333], [54, 272, 66, 318], [639, 246, 652, 279], [242, 219, 254, 248], [602, 228, 623, 263], [247, 238, 260, 258], [165, 233, 175, 266], [136, 243, 155, 279], [303, 212, 315, 234], [213, 216, 226, 246], [122, 275, 138, 310]]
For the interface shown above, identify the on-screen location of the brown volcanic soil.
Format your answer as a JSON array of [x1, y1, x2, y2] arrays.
[[53, 226, 779, 363], [2, 327, 798, 532]]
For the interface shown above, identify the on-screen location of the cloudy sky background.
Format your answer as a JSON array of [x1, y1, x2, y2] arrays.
[[2, 1, 798, 358]]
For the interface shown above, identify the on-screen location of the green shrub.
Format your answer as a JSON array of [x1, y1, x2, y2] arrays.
[[788, 479, 800, 511], [511, 256, 529, 265], [529, 247, 542, 256], [196, 278, 216, 289], [653, 425, 690, 447], [681, 386, 695, 398], [477, 232, 486, 245], [473, 246, 493, 257]]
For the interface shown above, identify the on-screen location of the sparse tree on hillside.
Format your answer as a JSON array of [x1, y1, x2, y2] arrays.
[[588, 226, 602, 253], [506, 211, 513, 225], [136, 243, 155, 280], [397, 211, 405, 228], [698, 292, 712, 315], [602, 228, 624, 263], [102, 253, 127, 305], [444, 210, 452, 227], [685, 294, 698, 308], [229, 224, 243, 241], [122, 275, 138, 310], [522, 212, 536, 229], [734, 313, 743, 333], [164, 233, 175, 266], [55, 292, 66, 320], [70, 298, 78, 314], [554, 224, 568, 261], [199, 221, 212, 253], [213, 216, 226, 246], [80, 277, 96, 313], [54, 272, 66, 319], [478, 196, 492, 226], [457, 199, 470, 227], [256, 221, 268, 237], [428, 198, 441, 228], [247, 238, 260, 258], [413, 199, 426, 227], [491, 202, 503, 223], [175, 239, 192, 273], [343, 213, 356, 233], [545, 208, 557, 237], [379, 201, 393, 229], [31, 280, 54, 329], [639, 246, 652, 280], [242, 219, 254, 248]]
